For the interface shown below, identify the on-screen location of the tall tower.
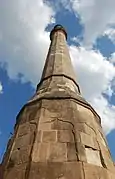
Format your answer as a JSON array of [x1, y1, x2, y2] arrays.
[[2, 25, 115, 179]]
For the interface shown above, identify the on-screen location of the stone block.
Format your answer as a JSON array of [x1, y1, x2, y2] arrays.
[[35, 130, 42, 142], [57, 130, 74, 143], [80, 132, 99, 150], [6, 137, 14, 152], [42, 100, 62, 113], [75, 131, 81, 142], [83, 163, 109, 179], [17, 121, 36, 138], [67, 143, 78, 161], [4, 168, 25, 179], [107, 170, 115, 179], [65, 161, 84, 179], [75, 122, 96, 137], [77, 104, 94, 118], [16, 107, 27, 125], [98, 142, 114, 170], [77, 104, 96, 127], [8, 146, 31, 166], [65, 81, 76, 92], [46, 162, 65, 179], [42, 130, 56, 142], [74, 123, 85, 133], [26, 104, 40, 121], [18, 123, 29, 137], [2, 150, 10, 168], [100, 149, 115, 171], [32, 142, 49, 162], [39, 108, 55, 121], [60, 111, 75, 123], [28, 162, 47, 179], [48, 143, 67, 162], [97, 131, 107, 147], [77, 142, 87, 162], [29, 162, 65, 179], [13, 132, 34, 150], [85, 148, 102, 167], [51, 119, 73, 130], [38, 121, 51, 130]]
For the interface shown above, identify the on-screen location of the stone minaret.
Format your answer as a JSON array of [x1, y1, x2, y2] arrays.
[[2, 25, 115, 179]]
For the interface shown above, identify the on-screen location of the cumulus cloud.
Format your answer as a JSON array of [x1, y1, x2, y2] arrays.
[[52, 0, 115, 47], [70, 46, 115, 134], [0, 0, 55, 85], [104, 28, 115, 44], [70, 0, 115, 46], [0, 82, 3, 94]]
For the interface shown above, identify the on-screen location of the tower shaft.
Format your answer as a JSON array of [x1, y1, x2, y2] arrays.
[[2, 25, 115, 179]]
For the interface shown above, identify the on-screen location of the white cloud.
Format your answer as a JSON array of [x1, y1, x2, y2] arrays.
[[53, 0, 115, 47], [104, 28, 115, 44], [0, 82, 3, 94], [71, 36, 81, 44], [0, 0, 55, 85], [70, 0, 115, 46], [70, 46, 115, 134]]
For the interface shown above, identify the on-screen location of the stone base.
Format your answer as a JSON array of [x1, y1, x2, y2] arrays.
[[4, 162, 115, 179]]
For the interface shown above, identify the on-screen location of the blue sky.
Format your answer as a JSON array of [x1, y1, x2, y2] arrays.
[[0, 0, 115, 161]]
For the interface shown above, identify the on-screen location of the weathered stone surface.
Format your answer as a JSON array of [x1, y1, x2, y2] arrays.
[[85, 148, 102, 166], [38, 120, 51, 130], [2, 25, 115, 179], [77, 142, 87, 162], [97, 130, 107, 147], [83, 163, 109, 179], [65, 162, 84, 179], [107, 170, 115, 179], [32, 142, 49, 162], [80, 132, 99, 150], [100, 148, 115, 171], [48, 143, 67, 162], [13, 132, 34, 150], [42, 130, 56, 142], [26, 104, 41, 121], [77, 104, 94, 119], [35, 130, 42, 142], [17, 121, 36, 138], [29, 161, 84, 179], [29, 162, 65, 179], [7, 145, 31, 168], [57, 130, 74, 143], [83, 123, 96, 136], [51, 118, 73, 130], [67, 143, 78, 161], [74, 123, 85, 133], [2, 136, 15, 168], [4, 164, 26, 179]]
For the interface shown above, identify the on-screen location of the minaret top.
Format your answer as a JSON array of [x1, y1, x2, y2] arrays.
[[50, 24, 67, 41]]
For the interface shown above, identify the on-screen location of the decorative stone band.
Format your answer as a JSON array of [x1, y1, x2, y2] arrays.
[[15, 93, 101, 129], [37, 74, 81, 94]]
